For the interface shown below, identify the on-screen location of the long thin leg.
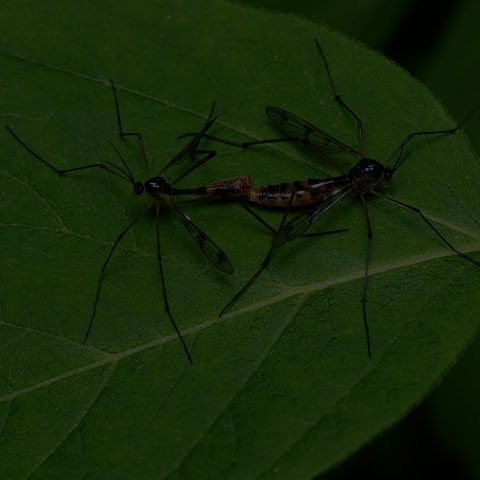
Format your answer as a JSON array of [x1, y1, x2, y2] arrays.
[[111, 79, 151, 176], [186, 101, 217, 155], [172, 195, 220, 206], [242, 137, 304, 148], [219, 243, 276, 317], [308, 144, 345, 174], [6, 126, 133, 185], [237, 200, 347, 238], [174, 195, 348, 241], [218, 226, 348, 317], [177, 132, 302, 149], [302, 229, 348, 238], [360, 195, 372, 358], [387, 102, 480, 169], [157, 103, 218, 177], [84, 202, 153, 342], [219, 185, 298, 316], [155, 205, 193, 363], [236, 200, 277, 234], [373, 191, 480, 267], [315, 39, 363, 155], [180, 132, 344, 173], [171, 150, 216, 185], [177, 132, 246, 147]]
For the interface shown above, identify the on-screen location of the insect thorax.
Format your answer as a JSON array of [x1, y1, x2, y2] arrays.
[[347, 158, 386, 194], [145, 176, 172, 196], [349, 158, 384, 181]]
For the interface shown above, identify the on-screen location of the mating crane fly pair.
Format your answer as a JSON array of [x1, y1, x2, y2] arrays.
[[7, 40, 480, 362]]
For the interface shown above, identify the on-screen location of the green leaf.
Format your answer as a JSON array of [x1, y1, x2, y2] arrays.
[[1, 1, 479, 479]]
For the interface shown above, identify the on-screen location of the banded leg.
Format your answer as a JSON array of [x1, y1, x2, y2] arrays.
[[315, 39, 364, 155], [155, 205, 193, 363], [85, 202, 153, 342]]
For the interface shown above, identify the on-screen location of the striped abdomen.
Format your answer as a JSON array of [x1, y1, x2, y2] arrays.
[[174, 174, 351, 207], [248, 176, 349, 207]]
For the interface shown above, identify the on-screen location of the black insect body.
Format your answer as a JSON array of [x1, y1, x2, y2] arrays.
[[6, 82, 234, 364], [144, 177, 171, 196], [185, 40, 480, 357]]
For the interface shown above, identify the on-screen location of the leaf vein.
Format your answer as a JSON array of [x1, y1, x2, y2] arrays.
[[255, 262, 471, 479], [25, 362, 118, 479], [0, 245, 478, 404], [164, 294, 309, 478], [1, 169, 68, 230], [0, 320, 109, 356]]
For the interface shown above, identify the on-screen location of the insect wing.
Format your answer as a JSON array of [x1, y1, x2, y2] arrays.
[[273, 184, 353, 247], [266, 107, 362, 159], [188, 101, 217, 153], [157, 138, 198, 176], [168, 202, 233, 274], [158, 103, 217, 176]]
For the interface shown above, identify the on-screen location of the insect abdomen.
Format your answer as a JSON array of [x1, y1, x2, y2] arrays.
[[250, 178, 339, 207], [176, 176, 252, 197], [204, 175, 253, 198]]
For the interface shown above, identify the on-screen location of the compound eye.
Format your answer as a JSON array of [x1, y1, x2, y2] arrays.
[[134, 182, 144, 195], [383, 167, 393, 180]]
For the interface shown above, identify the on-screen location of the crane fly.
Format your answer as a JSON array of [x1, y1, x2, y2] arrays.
[[182, 39, 480, 357], [6, 81, 233, 364]]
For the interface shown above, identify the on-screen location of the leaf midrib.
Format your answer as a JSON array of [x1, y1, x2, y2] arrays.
[[2, 44, 480, 410]]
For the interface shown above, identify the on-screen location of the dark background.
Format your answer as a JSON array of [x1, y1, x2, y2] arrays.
[[237, 0, 480, 478]]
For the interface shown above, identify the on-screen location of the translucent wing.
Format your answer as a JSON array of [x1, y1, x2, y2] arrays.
[[273, 183, 354, 247], [167, 200, 233, 274], [266, 106, 362, 159], [158, 102, 217, 175]]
